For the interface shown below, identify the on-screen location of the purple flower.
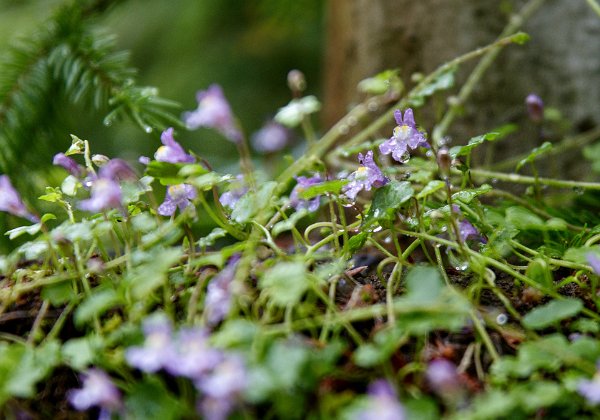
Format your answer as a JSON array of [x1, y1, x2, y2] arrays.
[[68, 369, 121, 417], [526, 93, 544, 123], [342, 151, 387, 201], [98, 158, 137, 182], [205, 255, 240, 326], [354, 379, 406, 420], [458, 219, 480, 242], [219, 175, 248, 209], [380, 109, 428, 163], [426, 359, 461, 396], [155, 128, 195, 163], [184, 84, 242, 143], [578, 376, 600, 405], [125, 314, 176, 373], [157, 184, 197, 216], [0, 175, 38, 222], [197, 354, 247, 420], [587, 253, 600, 275], [290, 175, 322, 212], [78, 178, 123, 213], [164, 327, 223, 380], [53, 153, 84, 178], [251, 121, 290, 153]]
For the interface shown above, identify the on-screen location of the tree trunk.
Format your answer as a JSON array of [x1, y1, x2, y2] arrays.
[[323, 0, 600, 177]]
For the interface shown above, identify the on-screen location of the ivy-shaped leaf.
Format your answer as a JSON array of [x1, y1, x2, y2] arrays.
[[363, 180, 414, 227]]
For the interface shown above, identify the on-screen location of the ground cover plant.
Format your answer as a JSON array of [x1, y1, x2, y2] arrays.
[[2, 0, 600, 419]]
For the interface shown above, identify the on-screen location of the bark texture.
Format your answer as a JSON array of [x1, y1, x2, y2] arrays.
[[323, 0, 600, 176]]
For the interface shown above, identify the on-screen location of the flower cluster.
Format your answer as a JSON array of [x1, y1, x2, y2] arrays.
[[125, 314, 247, 420], [68, 368, 122, 419], [342, 151, 387, 201]]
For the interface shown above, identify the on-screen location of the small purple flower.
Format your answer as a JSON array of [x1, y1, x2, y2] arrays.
[[53, 153, 84, 178], [205, 255, 240, 326], [139, 156, 151, 165], [290, 175, 322, 212], [458, 219, 480, 242], [578, 376, 600, 405], [125, 314, 175, 373], [426, 359, 461, 396], [155, 128, 195, 163], [380, 108, 428, 163], [197, 354, 247, 420], [526, 93, 544, 123], [78, 178, 123, 213], [98, 158, 137, 182], [184, 84, 242, 143], [157, 184, 197, 216], [164, 327, 223, 379], [0, 175, 39, 222], [342, 151, 387, 201], [251, 121, 290, 153], [354, 379, 406, 420], [68, 369, 121, 418], [219, 175, 248, 209], [587, 253, 600, 275]]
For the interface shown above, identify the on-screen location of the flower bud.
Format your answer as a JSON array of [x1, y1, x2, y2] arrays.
[[287, 69, 306, 94], [437, 147, 451, 176], [525, 93, 544, 123]]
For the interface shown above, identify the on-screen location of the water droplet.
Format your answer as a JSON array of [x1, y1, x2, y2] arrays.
[[103, 117, 113, 127], [144, 126, 153, 133], [491, 178, 498, 185], [341, 202, 355, 208], [425, 150, 434, 158], [399, 151, 411, 163], [367, 100, 379, 112], [384, 236, 392, 244], [370, 226, 383, 233], [496, 313, 508, 325], [338, 124, 349, 135], [454, 261, 469, 271]]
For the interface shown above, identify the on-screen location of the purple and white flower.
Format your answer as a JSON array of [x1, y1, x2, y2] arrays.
[[0, 175, 38, 222], [426, 358, 461, 396], [53, 153, 84, 178], [155, 128, 195, 164], [525, 93, 544, 123], [68, 368, 121, 419], [157, 184, 197, 216], [342, 151, 387, 201], [78, 178, 123, 213], [380, 108, 428, 163], [98, 158, 137, 182], [289, 175, 322, 212], [165, 327, 223, 380], [184, 84, 242, 143], [204, 255, 240, 327], [251, 121, 290, 153], [219, 175, 248, 210], [354, 379, 406, 420], [125, 314, 176, 373], [587, 253, 600, 275], [578, 374, 600, 405]]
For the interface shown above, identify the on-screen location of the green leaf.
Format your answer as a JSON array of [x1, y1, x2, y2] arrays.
[[5, 223, 41, 240], [505, 206, 545, 230], [357, 69, 403, 95], [452, 184, 492, 204], [272, 209, 308, 237], [197, 227, 228, 248], [41, 282, 75, 305], [231, 181, 276, 224], [298, 179, 347, 199], [74, 288, 122, 326], [363, 180, 413, 226], [346, 231, 369, 255], [563, 246, 600, 264], [409, 65, 457, 106], [522, 298, 583, 329], [416, 180, 445, 199], [187, 172, 228, 191], [260, 260, 308, 307], [38, 187, 63, 202], [516, 142, 553, 171], [62, 336, 102, 370], [145, 161, 189, 185], [177, 163, 209, 177], [403, 265, 444, 304], [525, 258, 553, 289], [125, 377, 184, 420], [449, 132, 499, 158], [511, 31, 530, 45], [127, 247, 182, 299], [4, 341, 61, 399]]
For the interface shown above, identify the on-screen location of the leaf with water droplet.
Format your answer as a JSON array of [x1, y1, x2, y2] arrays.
[[516, 142, 553, 171], [363, 180, 413, 227]]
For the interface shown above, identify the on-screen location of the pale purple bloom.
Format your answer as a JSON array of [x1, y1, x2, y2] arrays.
[[53, 153, 84, 178], [342, 151, 387, 200], [459, 219, 480, 242], [251, 121, 290, 153], [0, 175, 38, 222], [587, 253, 600, 275], [290, 175, 322, 212], [354, 379, 406, 420], [157, 184, 197, 216], [219, 176, 248, 209], [205, 255, 240, 326], [78, 178, 122, 213], [68, 368, 121, 417], [125, 314, 176, 373], [99, 158, 137, 181], [197, 354, 247, 420], [426, 359, 461, 396], [526, 93, 544, 123], [578, 377, 600, 405], [165, 328, 223, 379], [184, 84, 242, 143], [139, 156, 151, 165], [380, 108, 428, 163], [155, 127, 195, 163]]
